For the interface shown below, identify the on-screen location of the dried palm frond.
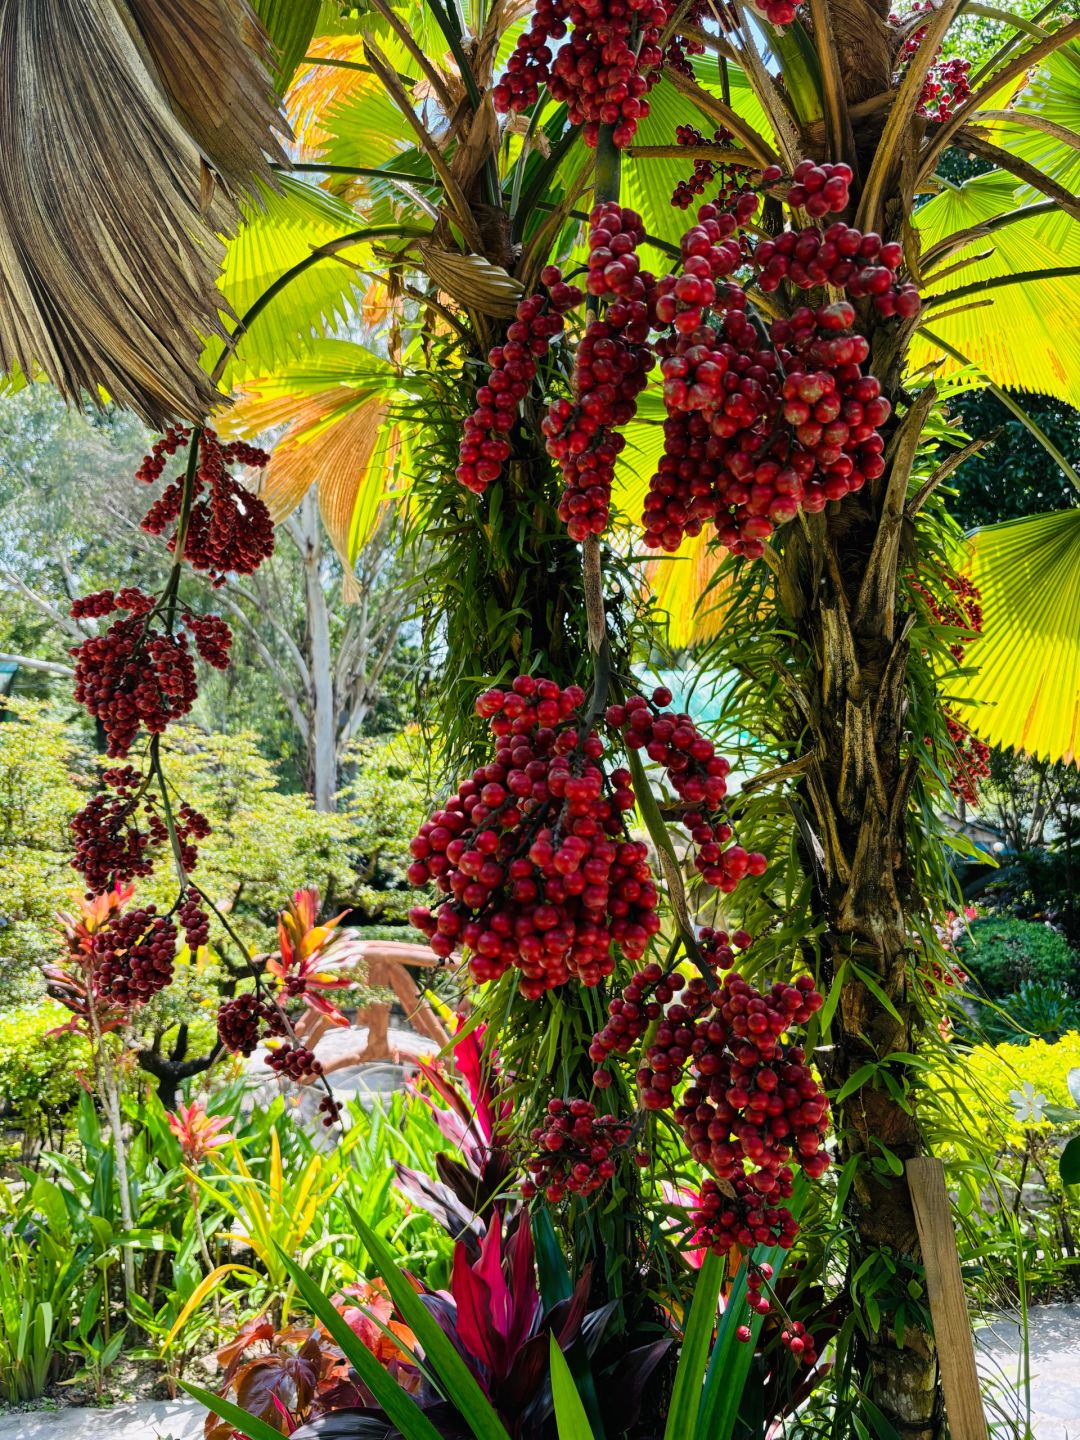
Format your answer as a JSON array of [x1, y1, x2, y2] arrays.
[[0, 0, 287, 427]]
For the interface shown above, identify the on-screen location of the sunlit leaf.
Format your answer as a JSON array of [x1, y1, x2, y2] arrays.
[[953, 509, 1080, 765]]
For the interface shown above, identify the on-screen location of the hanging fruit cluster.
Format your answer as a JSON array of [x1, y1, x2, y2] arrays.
[[407, 675, 668, 996], [494, 0, 800, 139], [670, 125, 752, 212], [456, 273, 582, 495], [63, 427, 274, 1014], [891, 1, 972, 120], [493, 0, 670, 148], [606, 689, 768, 890], [913, 571, 989, 804], [586, 942, 826, 1357], [453, 157, 920, 563], [542, 202, 654, 540], [522, 1098, 647, 1200]]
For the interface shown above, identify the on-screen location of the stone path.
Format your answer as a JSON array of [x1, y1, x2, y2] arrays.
[[0, 1399, 203, 1439], [977, 1303, 1080, 1438]]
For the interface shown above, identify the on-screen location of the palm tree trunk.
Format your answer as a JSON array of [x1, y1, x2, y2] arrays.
[[778, 394, 942, 1434]]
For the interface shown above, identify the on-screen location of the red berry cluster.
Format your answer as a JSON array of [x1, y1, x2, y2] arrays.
[[587, 952, 828, 1273], [407, 675, 661, 997], [607, 689, 768, 891], [456, 273, 582, 496], [493, 0, 667, 149], [543, 203, 654, 541], [177, 894, 210, 950], [913, 572, 987, 803], [944, 714, 990, 807], [71, 768, 152, 894], [779, 1320, 819, 1366], [733, 1276, 817, 1364], [770, 300, 891, 511], [913, 571, 982, 661], [70, 767, 211, 897], [670, 125, 752, 212], [783, 159, 853, 217], [216, 991, 267, 1055], [593, 950, 829, 1232], [265, 1040, 322, 1083], [892, 3, 971, 120], [749, 0, 800, 23], [755, 222, 921, 319], [92, 905, 177, 1004], [589, 931, 751, 1087], [71, 589, 198, 756], [522, 1097, 642, 1201], [641, 211, 906, 554], [141, 428, 273, 586], [185, 612, 233, 670]]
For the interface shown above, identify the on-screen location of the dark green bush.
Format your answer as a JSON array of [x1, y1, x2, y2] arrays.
[[957, 917, 1078, 998], [980, 980, 1080, 1045]]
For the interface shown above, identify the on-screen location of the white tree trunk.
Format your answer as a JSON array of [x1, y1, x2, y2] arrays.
[[299, 489, 338, 811]]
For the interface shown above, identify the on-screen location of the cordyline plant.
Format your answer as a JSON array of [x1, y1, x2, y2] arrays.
[[8, 0, 1080, 1436]]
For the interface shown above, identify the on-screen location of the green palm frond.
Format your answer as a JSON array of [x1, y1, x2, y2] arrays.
[[207, 176, 415, 386], [910, 168, 1080, 405], [953, 509, 1080, 765], [979, 40, 1080, 249], [251, 0, 321, 91]]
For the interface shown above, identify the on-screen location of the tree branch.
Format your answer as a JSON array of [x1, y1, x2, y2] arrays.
[[0, 650, 74, 677], [0, 567, 86, 639]]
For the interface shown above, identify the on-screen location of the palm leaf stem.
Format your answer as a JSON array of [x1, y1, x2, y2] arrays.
[[963, 3, 1050, 41], [972, 112, 1080, 149], [925, 265, 1080, 306], [301, 52, 416, 86], [857, 0, 965, 231], [666, 66, 779, 165], [365, 0, 456, 114], [970, 0, 1068, 84], [361, 38, 484, 248], [808, 0, 857, 170], [625, 143, 758, 164], [950, 131, 1080, 219]]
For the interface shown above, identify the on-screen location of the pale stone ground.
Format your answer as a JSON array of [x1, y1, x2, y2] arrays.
[[977, 1304, 1080, 1438]]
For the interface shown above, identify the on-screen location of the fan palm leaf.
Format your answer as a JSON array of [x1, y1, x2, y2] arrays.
[[953, 510, 1080, 765]]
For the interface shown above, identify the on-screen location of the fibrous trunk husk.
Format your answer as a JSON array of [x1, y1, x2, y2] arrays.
[[0, 0, 286, 427]]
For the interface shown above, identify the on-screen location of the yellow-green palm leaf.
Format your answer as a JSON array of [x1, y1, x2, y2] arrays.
[[953, 509, 1080, 765], [910, 169, 1080, 406]]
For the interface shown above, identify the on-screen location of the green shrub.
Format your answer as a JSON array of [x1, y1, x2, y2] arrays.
[[957, 916, 1077, 998], [981, 980, 1080, 1045], [0, 1002, 90, 1161]]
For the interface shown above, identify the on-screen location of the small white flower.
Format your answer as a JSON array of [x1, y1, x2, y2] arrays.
[[1009, 1081, 1047, 1124]]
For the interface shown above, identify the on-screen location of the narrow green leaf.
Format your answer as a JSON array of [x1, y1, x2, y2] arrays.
[[833, 1061, 881, 1104], [665, 1248, 725, 1440], [550, 1334, 597, 1439], [344, 1212, 514, 1440], [179, 1381, 291, 1440], [271, 1247, 444, 1440]]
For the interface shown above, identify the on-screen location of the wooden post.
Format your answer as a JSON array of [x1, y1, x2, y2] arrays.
[[906, 1156, 988, 1440]]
